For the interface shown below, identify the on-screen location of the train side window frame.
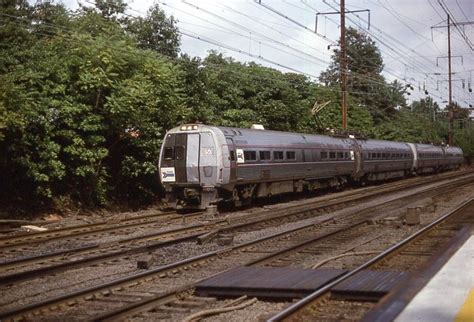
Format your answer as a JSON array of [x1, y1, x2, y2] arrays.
[[286, 151, 296, 160], [243, 150, 257, 162], [337, 152, 344, 159], [163, 147, 174, 160], [259, 151, 271, 161], [273, 151, 284, 161], [329, 151, 336, 159], [321, 151, 328, 160]]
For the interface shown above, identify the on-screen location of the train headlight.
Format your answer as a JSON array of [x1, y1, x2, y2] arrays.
[[180, 125, 199, 131]]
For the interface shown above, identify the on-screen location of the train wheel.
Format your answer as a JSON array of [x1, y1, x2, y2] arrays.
[[232, 188, 242, 207]]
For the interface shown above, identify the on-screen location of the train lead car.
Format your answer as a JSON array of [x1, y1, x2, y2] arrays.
[[158, 124, 463, 210]]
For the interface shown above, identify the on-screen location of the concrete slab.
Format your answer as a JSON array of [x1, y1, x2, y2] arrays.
[[395, 235, 474, 322]]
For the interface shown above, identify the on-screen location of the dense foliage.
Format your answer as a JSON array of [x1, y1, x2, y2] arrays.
[[0, 1, 472, 212]]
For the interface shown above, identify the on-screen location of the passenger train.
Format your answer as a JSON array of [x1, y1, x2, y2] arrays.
[[158, 124, 463, 210]]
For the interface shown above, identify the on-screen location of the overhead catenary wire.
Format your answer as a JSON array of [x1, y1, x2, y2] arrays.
[[322, 0, 470, 103], [261, 0, 449, 97], [267, 1, 453, 101], [0, 12, 404, 100], [159, 1, 331, 67]]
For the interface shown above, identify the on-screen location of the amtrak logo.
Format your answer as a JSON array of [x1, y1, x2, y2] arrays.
[[162, 172, 175, 178], [160, 167, 176, 182]]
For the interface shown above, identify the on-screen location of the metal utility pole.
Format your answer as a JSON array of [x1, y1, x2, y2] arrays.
[[340, 0, 348, 130], [447, 14, 453, 146]]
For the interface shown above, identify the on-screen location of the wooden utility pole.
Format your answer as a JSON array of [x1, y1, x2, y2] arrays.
[[431, 16, 474, 145], [340, 0, 348, 130], [447, 14, 453, 146], [313, 3, 369, 131]]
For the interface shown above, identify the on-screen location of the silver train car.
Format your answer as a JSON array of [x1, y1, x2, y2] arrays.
[[158, 124, 463, 210]]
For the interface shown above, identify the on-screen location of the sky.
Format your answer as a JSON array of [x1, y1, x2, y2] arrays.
[[65, 0, 474, 109]]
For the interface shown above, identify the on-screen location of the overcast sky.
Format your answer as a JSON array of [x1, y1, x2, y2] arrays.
[[67, 0, 474, 108]]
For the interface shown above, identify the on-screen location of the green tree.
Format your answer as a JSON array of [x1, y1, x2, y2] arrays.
[[126, 4, 180, 58], [0, 3, 184, 210], [319, 27, 406, 122], [411, 96, 439, 116], [92, 0, 127, 21]]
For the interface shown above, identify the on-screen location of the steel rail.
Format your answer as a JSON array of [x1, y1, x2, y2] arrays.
[[0, 210, 190, 250], [1, 178, 470, 321], [90, 185, 474, 321], [268, 197, 474, 321], [1, 173, 473, 286], [0, 169, 468, 253]]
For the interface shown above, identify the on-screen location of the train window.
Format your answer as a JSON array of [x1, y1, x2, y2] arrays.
[[377, 153, 381, 158], [274, 151, 284, 160], [286, 151, 296, 160], [337, 152, 344, 159], [163, 147, 174, 160], [344, 152, 349, 159], [321, 151, 328, 159], [244, 151, 256, 161], [329, 152, 336, 159], [175, 146, 185, 160], [259, 151, 271, 161], [229, 151, 235, 161]]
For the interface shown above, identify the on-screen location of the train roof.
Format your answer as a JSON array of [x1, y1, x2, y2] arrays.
[[414, 143, 446, 152], [167, 124, 461, 152]]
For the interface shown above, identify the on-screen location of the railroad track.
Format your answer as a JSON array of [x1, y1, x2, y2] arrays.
[[269, 198, 474, 321], [1, 171, 472, 286], [1, 175, 472, 321], [0, 169, 469, 256], [0, 210, 204, 255]]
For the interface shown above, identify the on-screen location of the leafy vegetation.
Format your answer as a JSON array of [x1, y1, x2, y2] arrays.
[[0, 1, 471, 212]]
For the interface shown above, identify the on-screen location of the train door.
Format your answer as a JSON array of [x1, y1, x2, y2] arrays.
[[226, 138, 237, 182], [351, 140, 363, 178], [354, 148, 362, 177], [174, 133, 187, 183]]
